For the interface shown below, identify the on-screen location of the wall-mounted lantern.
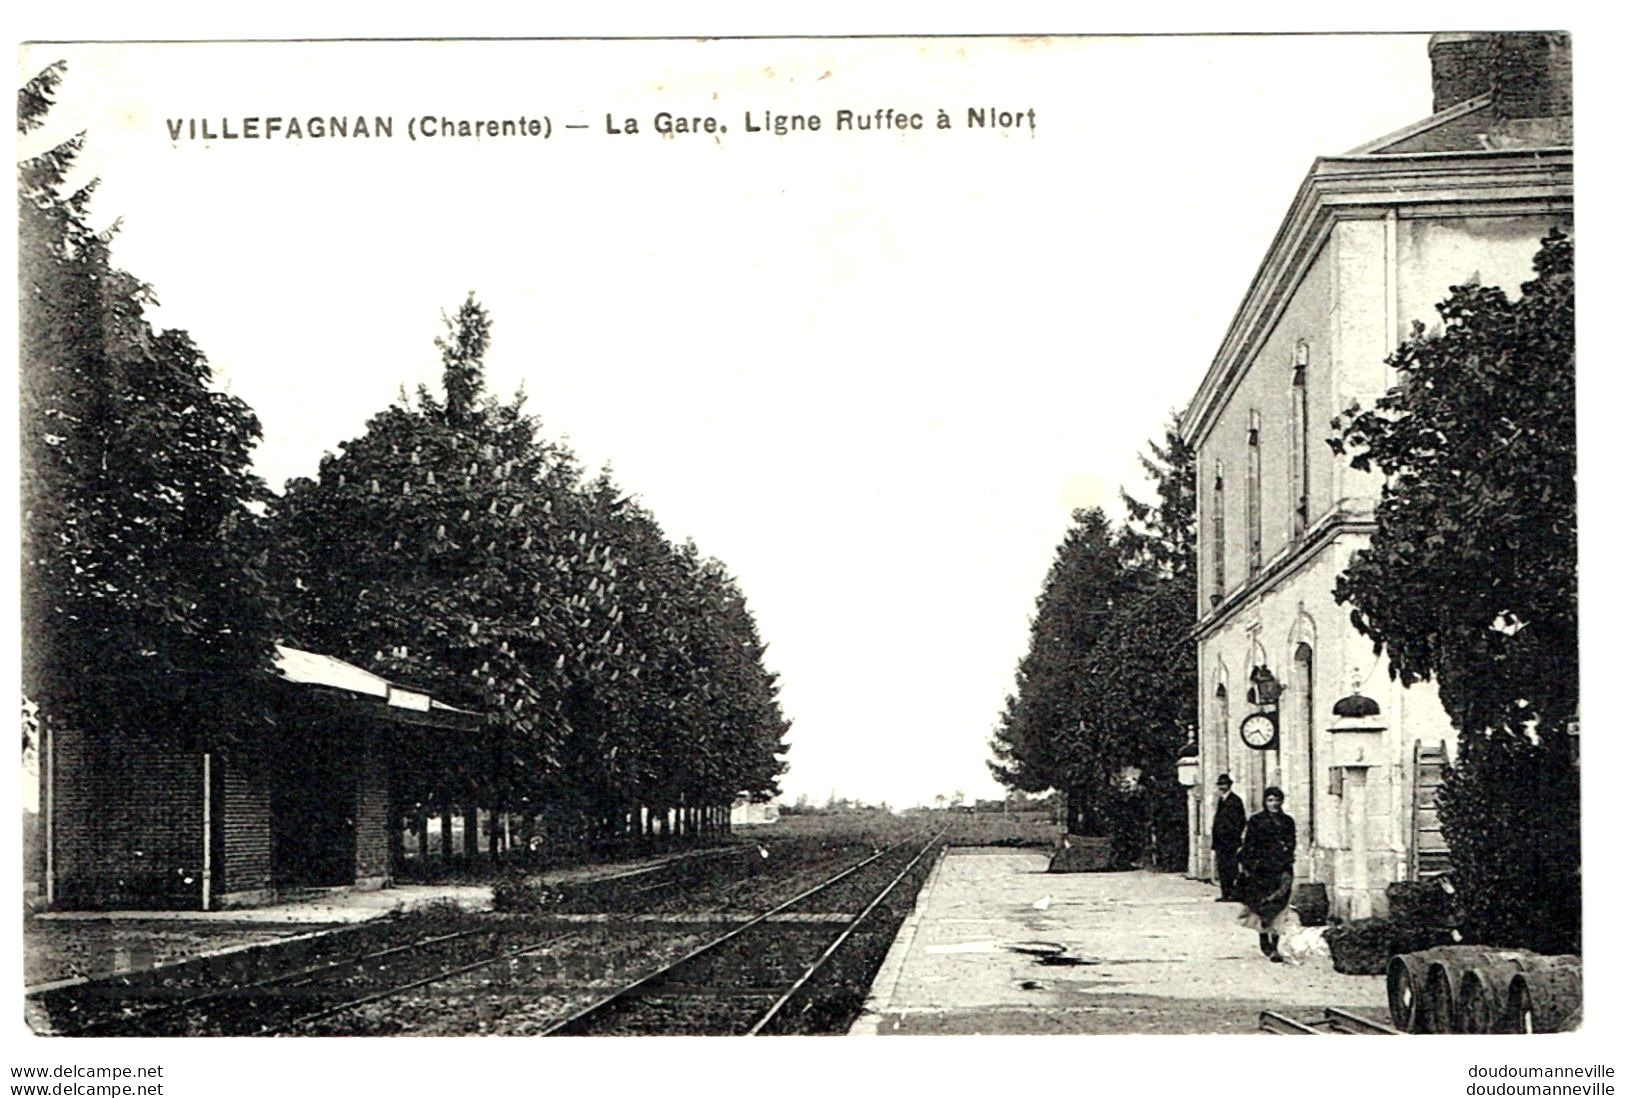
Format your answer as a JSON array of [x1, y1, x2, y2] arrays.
[[1247, 665, 1282, 708]]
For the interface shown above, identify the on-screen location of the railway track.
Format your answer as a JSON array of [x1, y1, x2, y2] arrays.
[[543, 830, 944, 1036], [549, 845, 759, 910], [1259, 1007, 1402, 1035], [268, 925, 584, 1034], [32, 843, 768, 1036], [41, 922, 583, 1037], [34, 834, 943, 1037]]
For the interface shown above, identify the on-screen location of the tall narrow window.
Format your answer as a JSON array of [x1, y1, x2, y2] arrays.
[[1291, 341, 1310, 541], [1210, 461, 1226, 605], [1246, 410, 1262, 576]]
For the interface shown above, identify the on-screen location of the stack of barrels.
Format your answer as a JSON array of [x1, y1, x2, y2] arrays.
[[1387, 946, 1581, 1033]]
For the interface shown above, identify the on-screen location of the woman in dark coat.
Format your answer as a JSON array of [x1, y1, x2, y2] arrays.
[[1236, 785, 1295, 962]]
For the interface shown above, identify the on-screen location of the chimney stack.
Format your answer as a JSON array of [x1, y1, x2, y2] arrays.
[[1428, 32, 1572, 119]]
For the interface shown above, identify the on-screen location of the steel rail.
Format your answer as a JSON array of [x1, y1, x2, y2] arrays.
[[65, 926, 484, 1037], [571, 845, 752, 891], [1260, 1007, 1402, 1035], [48, 842, 755, 1036], [1324, 1006, 1402, 1034], [267, 928, 584, 1033], [1259, 1010, 1327, 1034], [278, 839, 804, 1033], [540, 832, 928, 1036], [253, 928, 477, 990], [745, 831, 943, 1035]]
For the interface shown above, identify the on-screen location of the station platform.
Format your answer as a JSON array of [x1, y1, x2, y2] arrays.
[[31, 883, 494, 928], [851, 847, 1389, 1035]]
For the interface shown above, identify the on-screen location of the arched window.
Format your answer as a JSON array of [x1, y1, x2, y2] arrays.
[[1213, 682, 1230, 784], [1291, 641, 1315, 873]]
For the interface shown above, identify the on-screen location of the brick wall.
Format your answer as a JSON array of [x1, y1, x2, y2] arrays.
[[217, 747, 271, 896], [49, 727, 204, 909], [1430, 33, 1572, 119], [354, 724, 392, 883], [1493, 35, 1572, 119], [47, 709, 407, 908]]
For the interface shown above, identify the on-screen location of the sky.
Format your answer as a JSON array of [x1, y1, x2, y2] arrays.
[[15, 35, 1441, 810]]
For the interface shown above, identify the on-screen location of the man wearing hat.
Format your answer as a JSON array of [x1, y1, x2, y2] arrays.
[[1210, 774, 1246, 902]]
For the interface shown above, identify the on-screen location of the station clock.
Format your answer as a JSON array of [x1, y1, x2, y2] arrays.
[[1239, 711, 1278, 750]]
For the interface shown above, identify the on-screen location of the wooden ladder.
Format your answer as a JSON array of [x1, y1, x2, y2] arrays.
[[1410, 741, 1452, 880]]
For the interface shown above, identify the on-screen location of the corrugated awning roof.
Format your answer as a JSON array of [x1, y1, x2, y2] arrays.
[[272, 645, 481, 729], [274, 645, 389, 697]]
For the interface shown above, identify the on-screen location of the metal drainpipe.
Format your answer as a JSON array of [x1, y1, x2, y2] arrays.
[[1306, 706, 1316, 878], [1303, 660, 1316, 878]]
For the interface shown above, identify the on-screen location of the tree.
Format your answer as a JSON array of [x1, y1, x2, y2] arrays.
[[988, 508, 1131, 829], [271, 297, 580, 855], [20, 62, 280, 751], [1118, 411, 1197, 580], [1073, 575, 1196, 867], [1072, 417, 1198, 866], [1330, 231, 1576, 952], [989, 415, 1198, 865]]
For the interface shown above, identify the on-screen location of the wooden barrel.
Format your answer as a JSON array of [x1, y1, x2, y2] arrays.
[[1425, 947, 1533, 1033], [1388, 950, 1450, 1033], [1459, 957, 1529, 1034], [1423, 959, 1459, 1033], [1291, 882, 1330, 928], [1506, 955, 1582, 1034]]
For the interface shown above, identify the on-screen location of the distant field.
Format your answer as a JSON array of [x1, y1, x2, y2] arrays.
[[760, 810, 928, 845], [764, 809, 1060, 849]]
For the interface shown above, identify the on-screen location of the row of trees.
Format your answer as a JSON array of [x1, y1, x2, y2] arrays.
[[987, 419, 1196, 869], [275, 295, 789, 854], [20, 64, 789, 863]]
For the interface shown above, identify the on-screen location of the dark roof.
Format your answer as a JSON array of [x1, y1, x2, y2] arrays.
[[1332, 692, 1382, 719], [1350, 94, 1571, 156]]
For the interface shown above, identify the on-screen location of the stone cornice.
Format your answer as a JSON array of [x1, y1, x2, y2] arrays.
[[1193, 513, 1378, 643], [1183, 147, 1573, 451]]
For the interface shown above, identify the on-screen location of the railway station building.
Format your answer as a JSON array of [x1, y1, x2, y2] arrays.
[[1180, 33, 1571, 921], [38, 645, 479, 911]]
